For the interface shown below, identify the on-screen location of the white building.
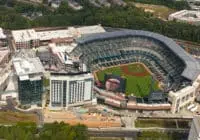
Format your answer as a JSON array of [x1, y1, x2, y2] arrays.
[[75, 25, 106, 36], [168, 10, 200, 25], [168, 75, 200, 113], [188, 116, 200, 140], [37, 29, 73, 42], [37, 25, 105, 42], [49, 43, 77, 64], [12, 29, 39, 49], [0, 28, 7, 47], [1, 92, 18, 101], [50, 72, 94, 110], [12, 25, 105, 48]]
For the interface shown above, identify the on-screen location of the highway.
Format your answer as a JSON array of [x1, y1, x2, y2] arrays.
[[88, 128, 138, 138]]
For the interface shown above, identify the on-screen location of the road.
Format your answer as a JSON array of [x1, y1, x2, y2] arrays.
[[88, 128, 138, 138], [88, 127, 189, 138]]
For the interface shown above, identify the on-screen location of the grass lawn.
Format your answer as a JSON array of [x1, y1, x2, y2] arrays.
[[132, 3, 176, 20], [135, 119, 177, 128], [137, 131, 187, 140], [0, 111, 38, 125], [135, 119, 190, 128], [95, 63, 159, 97]]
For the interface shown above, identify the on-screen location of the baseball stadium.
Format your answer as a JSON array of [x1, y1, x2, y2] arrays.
[[70, 30, 200, 111]]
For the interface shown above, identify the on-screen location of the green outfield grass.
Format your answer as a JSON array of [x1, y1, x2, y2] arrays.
[[96, 63, 159, 97]]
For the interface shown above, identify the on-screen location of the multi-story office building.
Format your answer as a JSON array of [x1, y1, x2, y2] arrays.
[[13, 57, 44, 104], [188, 116, 200, 140], [50, 72, 94, 109], [0, 28, 7, 47]]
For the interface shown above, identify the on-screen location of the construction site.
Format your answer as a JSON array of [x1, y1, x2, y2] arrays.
[[43, 105, 122, 128]]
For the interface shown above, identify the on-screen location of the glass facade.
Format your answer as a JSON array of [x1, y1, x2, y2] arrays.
[[63, 81, 67, 107], [18, 78, 43, 104]]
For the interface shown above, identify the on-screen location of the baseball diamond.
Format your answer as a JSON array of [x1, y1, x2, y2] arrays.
[[95, 63, 159, 97]]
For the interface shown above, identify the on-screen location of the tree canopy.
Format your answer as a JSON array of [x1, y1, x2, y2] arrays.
[[1, 0, 200, 43], [0, 122, 88, 140]]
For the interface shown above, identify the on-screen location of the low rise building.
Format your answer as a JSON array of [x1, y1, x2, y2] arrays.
[[168, 10, 200, 25], [49, 72, 94, 110], [188, 116, 200, 140], [50, 0, 62, 8], [0, 28, 7, 47], [13, 51, 44, 104], [0, 48, 10, 66], [12, 25, 105, 48], [168, 75, 200, 113], [37, 25, 105, 44], [37, 29, 73, 44], [75, 25, 106, 35], [12, 29, 39, 49]]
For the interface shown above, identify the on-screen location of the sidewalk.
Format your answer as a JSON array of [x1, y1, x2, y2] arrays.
[[15, 105, 42, 112]]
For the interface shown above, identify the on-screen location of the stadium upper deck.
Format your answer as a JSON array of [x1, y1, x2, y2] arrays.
[[74, 30, 200, 82]]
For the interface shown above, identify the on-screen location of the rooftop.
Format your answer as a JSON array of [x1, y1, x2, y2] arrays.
[[12, 29, 38, 42], [50, 72, 93, 79], [11, 25, 106, 43], [169, 85, 194, 97], [0, 48, 9, 63], [37, 29, 72, 41], [193, 116, 200, 135], [13, 57, 44, 80], [0, 28, 6, 39], [76, 25, 106, 35], [37, 25, 105, 41], [169, 10, 200, 22], [49, 43, 77, 64]]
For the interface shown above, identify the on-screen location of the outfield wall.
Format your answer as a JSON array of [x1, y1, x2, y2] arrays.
[[94, 86, 171, 111]]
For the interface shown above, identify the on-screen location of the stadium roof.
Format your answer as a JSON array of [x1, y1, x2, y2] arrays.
[[76, 30, 200, 81]]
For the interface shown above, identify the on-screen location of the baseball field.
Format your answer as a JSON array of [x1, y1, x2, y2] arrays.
[[95, 63, 159, 97]]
